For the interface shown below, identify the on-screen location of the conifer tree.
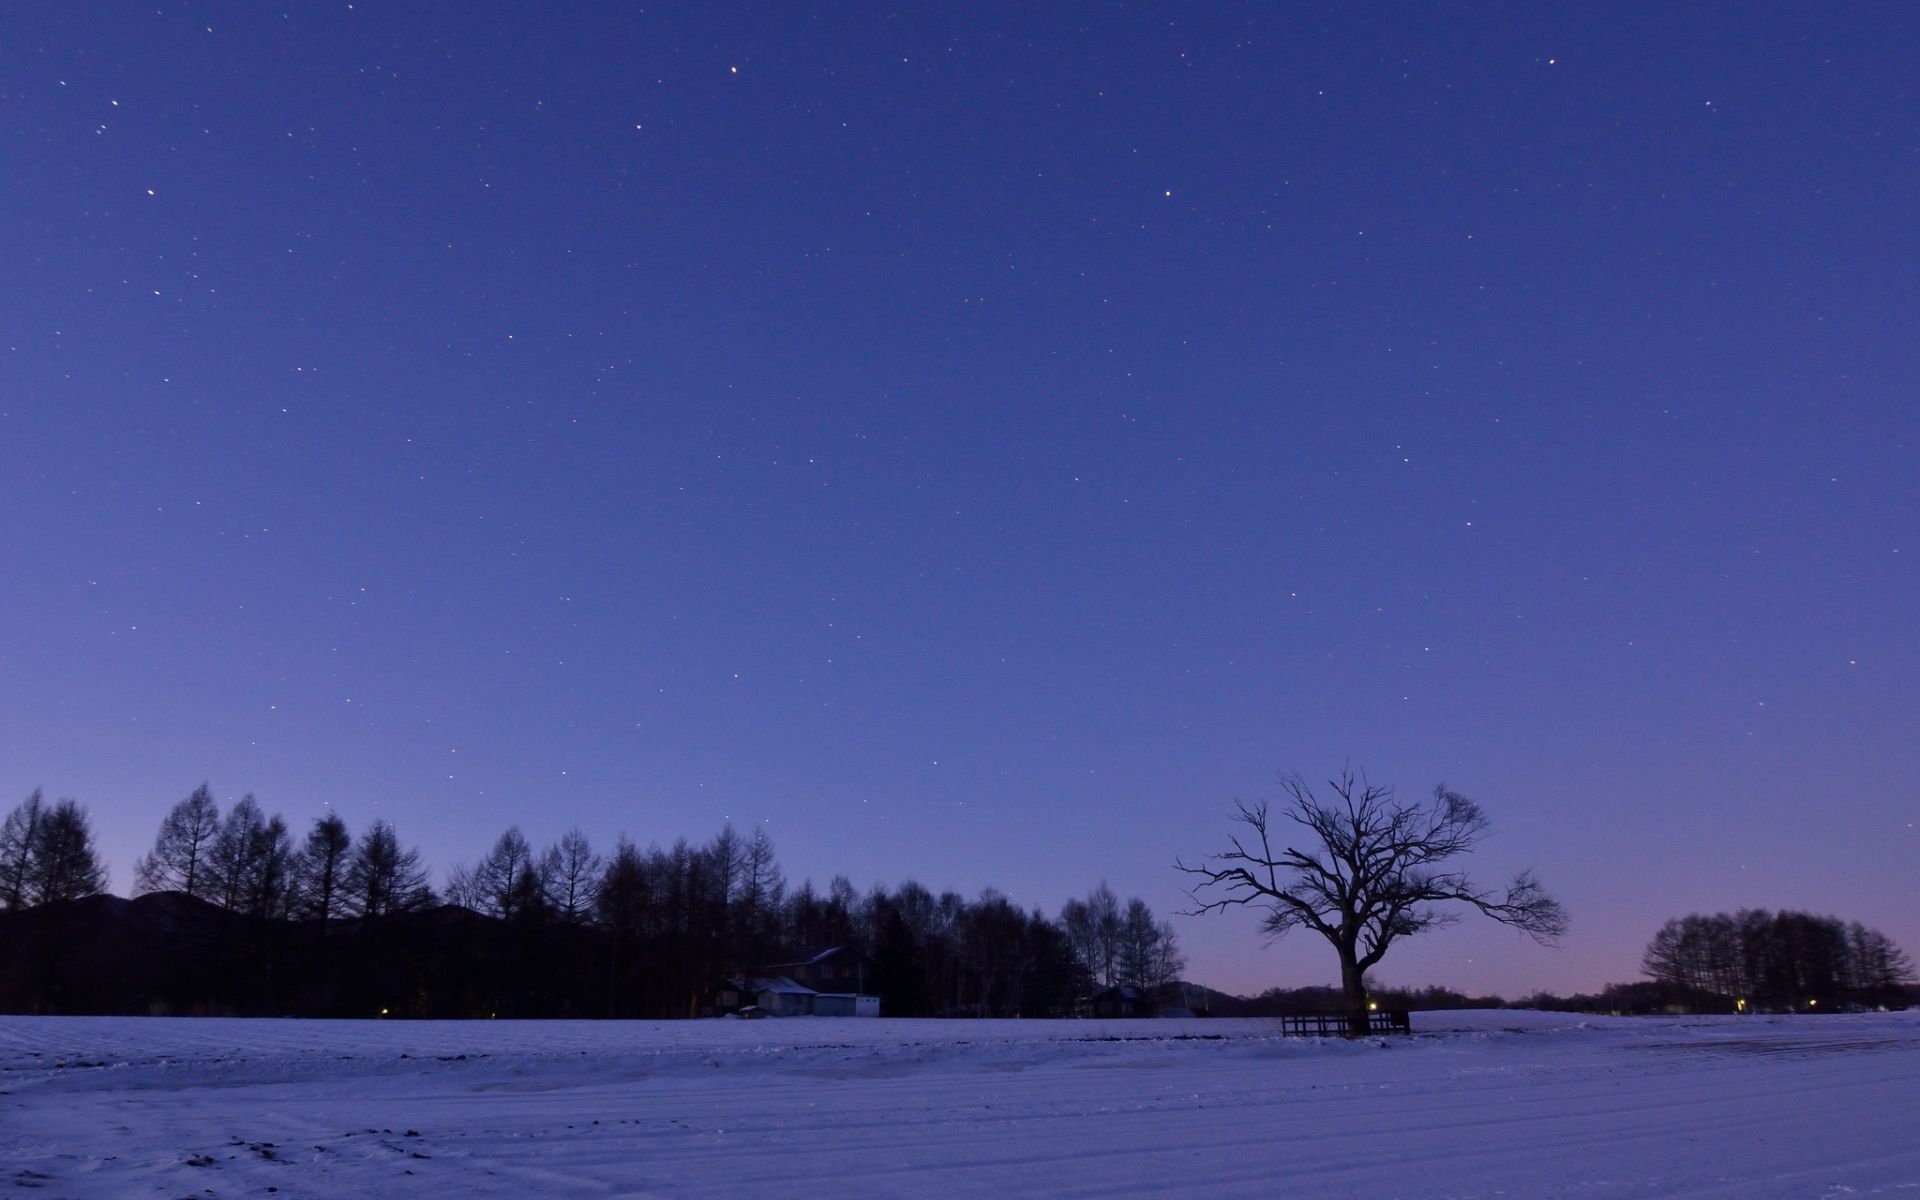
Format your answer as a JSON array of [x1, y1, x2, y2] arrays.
[[0, 790, 46, 910], [25, 799, 108, 905], [133, 785, 222, 899]]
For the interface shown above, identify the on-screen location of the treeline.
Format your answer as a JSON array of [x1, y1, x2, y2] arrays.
[[1215, 983, 1510, 1016], [0, 787, 1183, 1019], [1640, 909, 1913, 1010]]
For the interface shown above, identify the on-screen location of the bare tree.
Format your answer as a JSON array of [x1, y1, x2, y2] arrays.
[[1060, 882, 1123, 987], [343, 820, 433, 918], [133, 784, 222, 900], [442, 860, 485, 911], [475, 827, 544, 921], [542, 828, 602, 924], [1643, 909, 1914, 1009], [708, 823, 744, 957], [205, 795, 288, 914], [293, 813, 353, 921], [25, 799, 108, 905], [735, 827, 784, 961], [1849, 923, 1916, 1005], [1117, 898, 1185, 990], [0, 790, 46, 910], [1179, 770, 1566, 1031]]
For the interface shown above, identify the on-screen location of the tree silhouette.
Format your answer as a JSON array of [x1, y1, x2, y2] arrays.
[[294, 813, 353, 921], [24, 799, 108, 905], [474, 827, 544, 922], [1118, 897, 1184, 990], [1060, 883, 1122, 986], [205, 796, 292, 917], [343, 820, 432, 917], [542, 828, 601, 925], [133, 784, 222, 900], [1642, 909, 1915, 1009], [0, 790, 46, 910], [1180, 769, 1566, 1032]]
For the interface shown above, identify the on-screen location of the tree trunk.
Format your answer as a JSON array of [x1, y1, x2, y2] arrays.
[[1339, 951, 1369, 1035]]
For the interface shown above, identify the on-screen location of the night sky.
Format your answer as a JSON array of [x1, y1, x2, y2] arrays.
[[3, 3, 1915, 999]]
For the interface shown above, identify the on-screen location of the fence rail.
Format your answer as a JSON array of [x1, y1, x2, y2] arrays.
[[1278, 1009, 1412, 1036]]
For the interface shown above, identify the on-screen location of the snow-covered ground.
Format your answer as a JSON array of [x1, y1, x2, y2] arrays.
[[3, 1009, 1916, 1198]]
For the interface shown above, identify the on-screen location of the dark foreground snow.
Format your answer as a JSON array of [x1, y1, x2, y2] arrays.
[[3, 1009, 1916, 1197]]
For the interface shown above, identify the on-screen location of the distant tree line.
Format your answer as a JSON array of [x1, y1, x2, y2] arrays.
[[1212, 983, 1511, 1016], [0, 787, 1182, 1019], [1511, 912, 1917, 1016], [1639, 909, 1913, 1011]]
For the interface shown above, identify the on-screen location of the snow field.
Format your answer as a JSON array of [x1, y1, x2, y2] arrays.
[[3, 1010, 1916, 1198]]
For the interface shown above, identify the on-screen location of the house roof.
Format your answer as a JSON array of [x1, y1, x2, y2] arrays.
[[754, 945, 877, 971], [749, 976, 817, 996]]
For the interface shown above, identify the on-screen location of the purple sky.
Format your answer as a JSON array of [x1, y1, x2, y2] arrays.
[[2, 3, 1915, 998]]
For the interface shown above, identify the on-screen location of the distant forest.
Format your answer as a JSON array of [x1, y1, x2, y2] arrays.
[[1506, 910, 1915, 1016], [1637, 909, 1914, 1011], [3, 790, 1914, 1019], [0, 787, 1182, 1018]]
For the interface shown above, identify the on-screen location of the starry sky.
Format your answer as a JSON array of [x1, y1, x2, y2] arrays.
[[3, 3, 1915, 999]]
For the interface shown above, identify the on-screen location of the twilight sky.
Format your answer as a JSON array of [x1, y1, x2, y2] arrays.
[[2, 3, 1915, 999]]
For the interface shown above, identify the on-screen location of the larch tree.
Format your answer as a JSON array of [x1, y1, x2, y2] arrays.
[[0, 790, 46, 910], [132, 784, 222, 900], [294, 813, 353, 922], [343, 820, 432, 918], [205, 795, 290, 915], [541, 827, 602, 925], [475, 826, 544, 922], [735, 827, 785, 963], [595, 837, 653, 944], [1848, 923, 1916, 1003], [1641, 909, 1913, 1009], [1180, 769, 1566, 1032], [25, 799, 108, 905]]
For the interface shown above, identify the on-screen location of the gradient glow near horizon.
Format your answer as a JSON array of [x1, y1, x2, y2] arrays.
[[2, 4, 1915, 999]]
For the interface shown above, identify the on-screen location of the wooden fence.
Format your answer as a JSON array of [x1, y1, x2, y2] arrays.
[[1279, 1009, 1412, 1036]]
